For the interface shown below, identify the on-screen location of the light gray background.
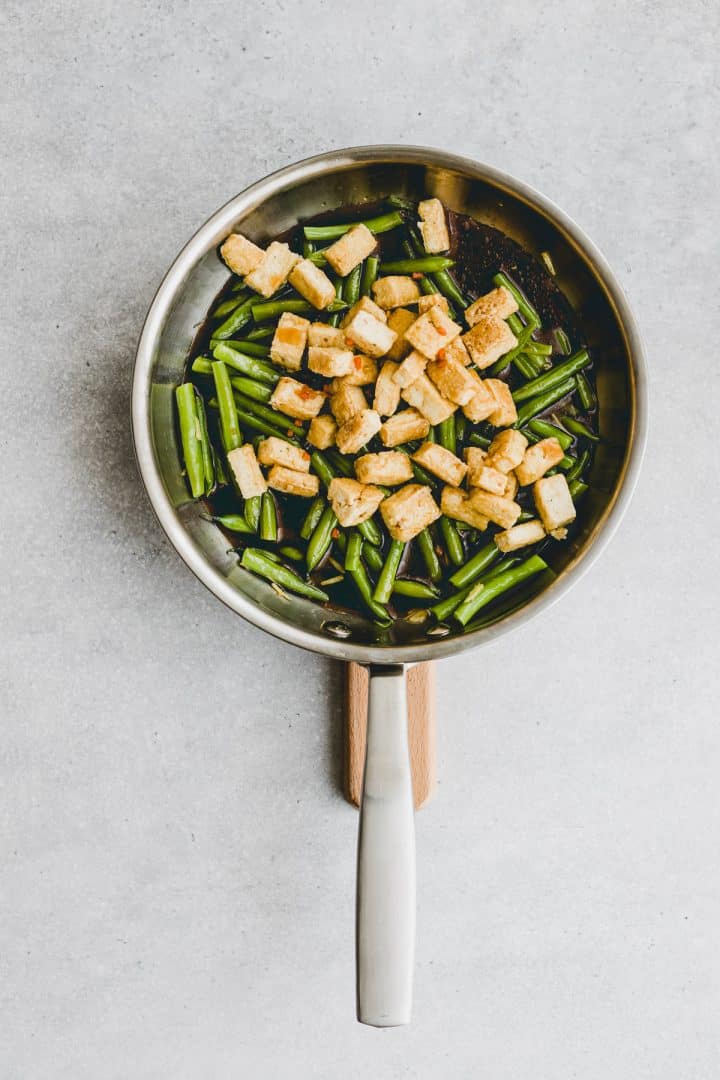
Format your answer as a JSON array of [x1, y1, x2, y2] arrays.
[[2, 1, 718, 1077]]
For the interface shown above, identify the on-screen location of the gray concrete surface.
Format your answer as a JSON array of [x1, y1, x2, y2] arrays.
[[2, 1, 718, 1076]]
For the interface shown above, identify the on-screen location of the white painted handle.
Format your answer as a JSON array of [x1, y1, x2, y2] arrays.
[[356, 664, 416, 1027]]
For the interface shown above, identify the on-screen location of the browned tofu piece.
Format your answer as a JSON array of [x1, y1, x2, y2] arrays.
[[373, 360, 402, 417], [462, 316, 517, 369], [412, 442, 467, 487], [401, 373, 456, 425], [270, 311, 310, 371], [330, 383, 367, 425], [372, 276, 421, 309], [288, 258, 336, 309], [220, 233, 263, 277], [328, 477, 385, 527], [485, 429, 528, 473], [335, 408, 382, 455], [384, 309, 417, 362], [380, 484, 441, 541], [341, 295, 387, 327], [418, 292, 449, 315], [504, 472, 519, 500], [461, 370, 497, 423], [533, 474, 576, 531], [494, 519, 546, 552], [344, 310, 397, 358], [380, 408, 430, 447], [515, 437, 565, 485], [257, 436, 311, 473], [330, 355, 378, 388], [392, 350, 428, 389], [470, 464, 507, 496], [426, 353, 478, 407], [245, 241, 301, 298], [226, 445, 267, 498], [417, 198, 450, 253], [270, 376, 325, 420], [440, 486, 489, 530], [308, 323, 346, 348], [443, 335, 471, 366], [267, 465, 319, 497], [307, 346, 354, 377], [324, 224, 377, 277], [464, 286, 518, 327], [404, 305, 462, 360], [307, 414, 337, 450], [355, 451, 413, 486], [463, 446, 486, 480], [485, 379, 518, 428], [468, 489, 522, 529]]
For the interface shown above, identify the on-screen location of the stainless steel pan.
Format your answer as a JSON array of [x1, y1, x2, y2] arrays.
[[132, 146, 647, 1026]]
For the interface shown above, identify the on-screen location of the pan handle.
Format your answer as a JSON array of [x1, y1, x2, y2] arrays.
[[356, 663, 415, 1027]]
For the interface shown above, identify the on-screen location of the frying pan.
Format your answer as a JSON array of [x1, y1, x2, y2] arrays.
[[131, 146, 647, 1027]]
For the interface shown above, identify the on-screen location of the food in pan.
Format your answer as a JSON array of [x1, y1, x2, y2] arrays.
[[175, 195, 598, 634]]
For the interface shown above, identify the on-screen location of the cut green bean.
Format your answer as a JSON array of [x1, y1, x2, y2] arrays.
[[561, 415, 600, 441], [175, 383, 206, 498], [213, 295, 245, 318], [569, 479, 588, 500], [194, 393, 215, 495], [229, 377, 272, 403], [357, 516, 382, 547], [213, 514, 253, 533], [303, 238, 316, 258], [380, 257, 455, 274], [514, 377, 577, 428], [514, 353, 540, 380], [244, 495, 261, 531], [360, 255, 379, 297], [228, 407, 301, 445], [327, 277, 344, 328], [279, 545, 304, 562], [245, 325, 275, 341], [492, 271, 541, 329], [348, 560, 392, 624], [417, 527, 442, 582], [453, 555, 548, 626], [386, 194, 416, 211], [566, 448, 591, 483], [524, 340, 553, 356], [512, 350, 590, 403], [436, 415, 456, 454], [211, 361, 243, 452], [213, 296, 256, 339], [345, 531, 363, 573], [209, 339, 271, 358], [468, 433, 491, 449], [306, 506, 338, 571], [574, 372, 596, 412], [448, 542, 500, 589], [373, 540, 405, 603], [241, 548, 328, 602], [429, 268, 468, 310], [212, 343, 280, 385], [527, 419, 574, 450], [303, 210, 403, 240], [325, 449, 354, 478], [259, 492, 278, 541], [343, 263, 363, 306], [300, 496, 325, 540], [252, 298, 346, 322], [393, 579, 440, 599], [554, 328, 572, 355], [232, 391, 305, 439], [440, 516, 464, 566], [362, 541, 384, 575], [430, 585, 472, 621]]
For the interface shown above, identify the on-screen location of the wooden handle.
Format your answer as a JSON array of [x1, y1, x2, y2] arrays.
[[345, 662, 436, 811]]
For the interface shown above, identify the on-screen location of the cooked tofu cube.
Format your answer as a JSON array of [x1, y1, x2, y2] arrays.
[[417, 198, 450, 253], [440, 486, 489, 530], [323, 224, 377, 277], [330, 383, 367, 425], [335, 408, 382, 455], [418, 292, 449, 315], [270, 311, 310, 371], [307, 346, 354, 377], [373, 360, 402, 417], [267, 465, 320, 498], [495, 519, 546, 552], [380, 484, 441, 541], [443, 334, 471, 366], [392, 349, 428, 389], [257, 436, 311, 473], [308, 323, 346, 348], [470, 465, 507, 496], [328, 477, 385, 527], [426, 354, 478, 407], [485, 379, 518, 428], [355, 451, 413, 486], [533, 474, 576, 531], [288, 258, 336, 309], [245, 241, 301, 298], [468, 489, 522, 529], [463, 446, 486, 481], [504, 472, 519, 500], [462, 316, 517, 369], [372, 276, 421, 310], [330, 355, 378, 388], [515, 437, 565, 485], [341, 295, 387, 327], [220, 233, 263, 277], [401, 373, 456, 425], [226, 445, 267, 498], [380, 408, 430, 447], [384, 309, 417, 362], [485, 429, 528, 473], [307, 414, 337, 450], [270, 376, 325, 420], [412, 442, 467, 487], [344, 309, 397, 358], [461, 370, 497, 422], [464, 286, 518, 327], [404, 305, 461, 360]]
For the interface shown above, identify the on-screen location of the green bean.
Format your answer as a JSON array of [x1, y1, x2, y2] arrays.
[[194, 393, 215, 494], [213, 514, 253, 533], [574, 372, 596, 411], [569, 479, 588, 500], [306, 506, 338, 570], [514, 353, 541, 380], [524, 340, 553, 357], [362, 541, 384, 575], [303, 210, 403, 240], [507, 313, 525, 336], [454, 414, 468, 444], [429, 268, 468, 310], [345, 531, 363, 573], [213, 296, 256, 339], [554, 328, 572, 355], [259, 492, 278, 541], [440, 516, 464, 566], [386, 194, 416, 211], [212, 446, 228, 486], [373, 540, 405, 603], [312, 450, 381, 545], [241, 548, 328, 601], [327, 277, 344, 328], [325, 449, 354, 478], [303, 238, 316, 258], [209, 339, 271, 358], [468, 433, 491, 449], [453, 555, 548, 626], [527, 419, 574, 450], [561, 415, 599, 441], [430, 585, 472, 622], [213, 295, 246, 318], [308, 250, 329, 266], [492, 271, 541, 329], [436, 415, 456, 454], [485, 323, 536, 376], [229, 377, 272, 404], [566, 448, 591, 482], [244, 495, 261, 531], [211, 361, 243, 452], [417, 527, 442, 582], [357, 516, 382, 547], [514, 377, 577, 428], [360, 255, 379, 297], [348, 560, 392, 624], [252, 298, 346, 322], [300, 496, 325, 540], [175, 383, 206, 498], [232, 391, 305, 439], [245, 325, 275, 341], [278, 545, 304, 562], [380, 257, 455, 274], [448, 542, 500, 589], [393, 579, 440, 599], [310, 451, 335, 489], [212, 343, 280, 385], [343, 263, 363, 306], [512, 350, 590, 403]]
